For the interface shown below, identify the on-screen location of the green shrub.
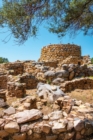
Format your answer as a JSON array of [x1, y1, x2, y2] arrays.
[[91, 58, 93, 64]]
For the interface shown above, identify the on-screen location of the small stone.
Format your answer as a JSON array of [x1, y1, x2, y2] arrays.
[[42, 124, 51, 134], [52, 121, 66, 134], [27, 129, 33, 136], [4, 121, 19, 133], [23, 103, 31, 109], [4, 106, 15, 115], [63, 111, 68, 117], [51, 85, 57, 91], [74, 119, 84, 131], [49, 111, 63, 120], [43, 115, 49, 120], [21, 124, 29, 132]]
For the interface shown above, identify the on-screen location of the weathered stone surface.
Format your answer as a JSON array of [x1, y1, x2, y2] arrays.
[[44, 71, 55, 78], [60, 78, 93, 92], [4, 106, 15, 115], [0, 99, 7, 107], [42, 124, 51, 134], [52, 121, 66, 134], [74, 119, 85, 131], [48, 111, 63, 120], [37, 84, 65, 102], [13, 109, 42, 124], [4, 121, 19, 133], [7, 82, 26, 98], [39, 44, 82, 65]]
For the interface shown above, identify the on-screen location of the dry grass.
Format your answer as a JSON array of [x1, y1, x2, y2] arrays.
[[67, 89, 93, 103]]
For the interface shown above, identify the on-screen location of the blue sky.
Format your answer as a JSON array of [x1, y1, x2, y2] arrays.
[[0, 1, 93, 62], [0, 25, 93, 62]]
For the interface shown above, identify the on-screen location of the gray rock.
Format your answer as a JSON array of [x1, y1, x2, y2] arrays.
[[13, 109, 42, 124], [37, 84, 65, 102], [62, 64, 68, 70], [4, 106, 15, 115], [0, 99, 7, 107], [52, 78, 64, 85], [44, 71, 55, 77]]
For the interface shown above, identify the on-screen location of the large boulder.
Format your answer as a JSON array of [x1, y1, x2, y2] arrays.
[[37, 84, 65, 102]]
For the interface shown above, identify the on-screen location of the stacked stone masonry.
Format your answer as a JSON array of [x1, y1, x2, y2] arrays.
[[60, 78, 93, 92], [39, 44, 82, 64], [39, 44, 91, 66]]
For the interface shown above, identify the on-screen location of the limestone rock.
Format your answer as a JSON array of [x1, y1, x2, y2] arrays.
[[37, 84, 65, 102], [52, 121, 66, 134], [74, 119, 85, 131], [4, 106, 15, 115], [4, 121, 19, 133], [13, 109, 42, 124], [48, 111, 63, 120], [44, 71, 55, 77]]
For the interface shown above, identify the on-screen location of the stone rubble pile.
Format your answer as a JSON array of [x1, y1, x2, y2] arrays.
[[0, 95, 93, 140]]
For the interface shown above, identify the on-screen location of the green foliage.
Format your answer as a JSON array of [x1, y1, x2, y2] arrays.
[[0, 0, 93, 44], [0, 57, 9, 63], [91, 58, 93, 64], [46, 79, 51, 84]]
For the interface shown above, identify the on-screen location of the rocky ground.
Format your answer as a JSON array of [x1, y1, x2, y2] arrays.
[[0, 62, 93, 140]]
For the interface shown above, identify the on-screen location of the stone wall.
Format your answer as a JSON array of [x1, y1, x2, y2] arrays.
[[39, 44, 81, 65], [0, 74, 7, 89], [5, 62, 24, 75], [60, 78, 93, 92], [19, 73, 38, 89], [7, 82, 26, 98]]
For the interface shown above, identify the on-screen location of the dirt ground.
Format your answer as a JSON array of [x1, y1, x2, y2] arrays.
[[67, 89, 93, 104]]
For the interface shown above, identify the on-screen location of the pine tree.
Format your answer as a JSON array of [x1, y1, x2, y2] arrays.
[[0, 0, 93, 44]]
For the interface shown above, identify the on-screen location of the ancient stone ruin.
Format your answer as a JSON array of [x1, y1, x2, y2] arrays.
[[0, 44, 93, 140], [39, 44, 91, 67]]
